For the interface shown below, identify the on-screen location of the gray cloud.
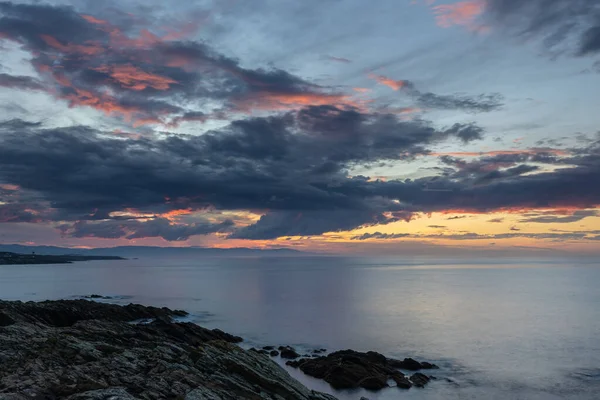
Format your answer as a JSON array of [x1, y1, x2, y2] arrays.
[[519, 210, 599, 224], [0, 2, 352, 125], [351, 231, 596, 241], [58, 218, 234, 241], [0, 73, 46, 91], [485, 0, 600, 57]]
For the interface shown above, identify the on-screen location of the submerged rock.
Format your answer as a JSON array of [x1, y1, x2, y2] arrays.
[[0, 300, 336, 400]]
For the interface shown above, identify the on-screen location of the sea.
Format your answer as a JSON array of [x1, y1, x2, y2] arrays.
[[1, 255, 599, 400]]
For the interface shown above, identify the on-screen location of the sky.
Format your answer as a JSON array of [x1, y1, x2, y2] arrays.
[[0, 0, 599, 254]]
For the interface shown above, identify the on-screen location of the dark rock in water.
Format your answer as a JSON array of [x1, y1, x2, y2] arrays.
[[357, 375, 389, 390], [270, 350, 279, 357], [258, 349, 269, 355], [281, 347, 301, 359], [421, 361, 439, 369], [360, 397, 370, 400], [84, 294, 112, 299], [296, 349, 435, 391], [388, 357, 438, 371], [286, 359, 308, 368], [410, 372, 431, 387], [0, 300, 336, 400], [392, 373, 412, 389], [263, 345, 275, 350]]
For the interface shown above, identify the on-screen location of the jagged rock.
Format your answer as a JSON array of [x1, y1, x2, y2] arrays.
[[0, 300, 337, 400], [270, 350, 279, 357], [262, 345, 275, 350]]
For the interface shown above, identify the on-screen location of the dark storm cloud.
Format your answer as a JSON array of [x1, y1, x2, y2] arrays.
[[0, 112, 599, 240], [58, 218, 233, 241], [0, 1, 353, 125], [0, 107, 482, 238], [484, 0, 600, 57], [230, 210, 393, 240], [0, 73, 45, 91], [438, 153, 539, 183]]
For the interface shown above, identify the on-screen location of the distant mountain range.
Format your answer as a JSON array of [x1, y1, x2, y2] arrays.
[[0, 244, 305, 258]]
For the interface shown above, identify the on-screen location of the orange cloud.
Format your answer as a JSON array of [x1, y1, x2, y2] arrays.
[[432, 0, 487, 31], [233, 92, 362, 113], [93, 64, 178, 91], [158, 208, 195, 221], [353, 87, 371, 93], [385, 107, 422, 115], [81, 15, 109, 25], [368, 73, 409, 90]]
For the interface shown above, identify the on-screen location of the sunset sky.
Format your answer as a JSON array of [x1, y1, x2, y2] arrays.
[[1, 0, 599, 254]]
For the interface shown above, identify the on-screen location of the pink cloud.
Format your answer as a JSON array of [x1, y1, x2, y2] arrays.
[[432, 0, 488, 31], [368, 73, 409, 91]]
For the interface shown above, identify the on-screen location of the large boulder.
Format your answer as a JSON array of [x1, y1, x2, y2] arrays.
[[289, 349, 436, 391]]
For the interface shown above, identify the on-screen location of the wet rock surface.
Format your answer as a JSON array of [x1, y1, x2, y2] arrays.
[[285, 349, 437, 391], [0, 300, 336, 400]]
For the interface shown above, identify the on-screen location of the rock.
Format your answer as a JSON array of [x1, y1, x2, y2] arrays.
[[258, 349, 269, 355], [65, 387, 135, 399], [357, 375, 388, 390], [410, 372, 431, 387], [0, 300, 337, 400], [270, 350, 279, 357], [421, 361, 439, 369], [262, 345, 275, 350], [0, 311, 15, 327], [388, 357, 438, 371], [391, 373, 412, 389], [295, 349, 436, 392], [360, 397, 370, 400], [83, 294, 112, 300], [286, 359, 308, 368], [280, 347, 300, 359]]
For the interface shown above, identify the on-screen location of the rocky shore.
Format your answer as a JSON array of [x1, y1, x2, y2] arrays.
[[0, 300, 438, 399]]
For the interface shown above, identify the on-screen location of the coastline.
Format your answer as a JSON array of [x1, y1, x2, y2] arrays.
[[0, 252, 125, 265], [0, 299, 437, 400]]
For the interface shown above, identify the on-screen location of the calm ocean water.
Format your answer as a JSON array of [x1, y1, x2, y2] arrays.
[[1, 255, 599, 399]]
